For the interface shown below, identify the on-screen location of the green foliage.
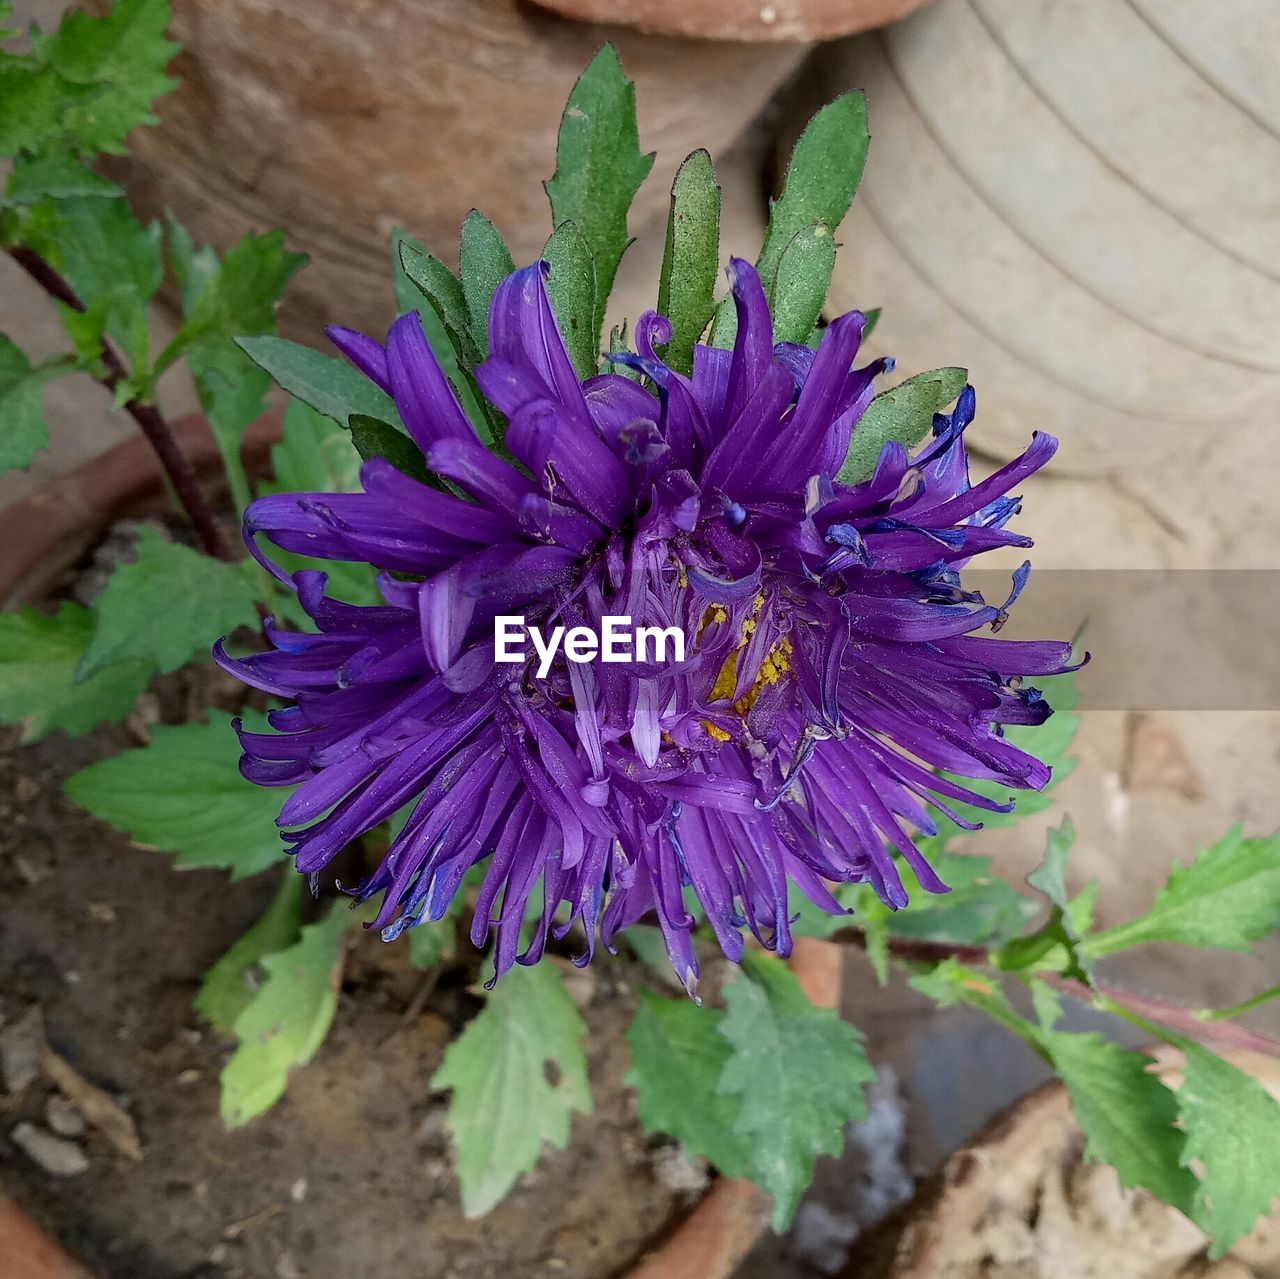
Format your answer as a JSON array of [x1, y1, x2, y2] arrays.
[[0, 0, 176, 160], [459, 210, 515, 359], [346, 412, 433, 487], [837, 367, 969, 485], [0, 150, 121, 207], [77, 526, 259, 679], [543, 220, 598, 380], [908, 959, 1044, 1055], [888, 850, 1036, 947], [0, 335, 71, 471], [65, 711, 288, 880], [656, 149, 720, 376], [219, 904, 353, 1127], [717, 952, 874, 1229], [30, 0, 178, 155], [1177, 1042, 1280, 1255], [1032, 983, 1198, 1215], [237, 334, 400, 427], [195, 869, 303, 1034], [544, 44, 654, 361], [1085, 826, 1280, 959], [770, 223, 836, 347], [625, 990, 756, 1177], [433, 962, 592, 1216], [0, 603, 150, 741], [757, 92, 868, 306]]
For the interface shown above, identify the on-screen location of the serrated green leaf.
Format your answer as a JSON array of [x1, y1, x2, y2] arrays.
[[166, 215, 220, 313], [717, 951, 873, 1229], [837, 367, 968, 485], [0, 61, 100, 156], [32, 0, 178, 155], [543, 220, 598, 380], [0, 335, 70, 472], [0, 603, 150, 742], [771, 222, 836, 347], [758, 92, 868, 306], [65, 711, 290, 880], [1033, 982, 1198, 1215], [460, 210, 515, 359], [625, 990, 756, 1176], [220, 904, 352, 1127], [1086, 826, 1280, 959], [236, 335, 400, 427], [195, 870, 303, 1034], [433, 962, 592, 1216], [78, 527, 259, 679], [0, 150, 120, 208], [1177, 1042, 1280, 1255], [544, 44, 654, 354], [656, 149, 720, 376]]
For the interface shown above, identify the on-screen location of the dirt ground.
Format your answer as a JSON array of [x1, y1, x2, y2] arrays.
[[0, 710, 691, 1279]]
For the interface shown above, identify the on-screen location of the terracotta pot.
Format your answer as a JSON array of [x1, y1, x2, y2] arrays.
[[803, 0, 1280, 474], [857, 1048, 1280, 1278], [528, 0, 932, 42], [0, 412, 280, 608], [99, 0, 808, 339]]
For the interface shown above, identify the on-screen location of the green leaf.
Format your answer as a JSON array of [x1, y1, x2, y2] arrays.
[[607, 320, 641, 383], [1033, 982, 1198, 1215], [0, 603, 150, 742], [392, 230, 493, 443], [32, 0, 178, 155], [625, 990, 756, 1177], [236, 335, 400, 428], [0, 336, 70, 472], [459, 210, 515, 359], [28, 195, 162, 381], [655, 149, 720, 376], [433, 962, 592, 1216], [347, 413, 432, 487], [1086, 826, 1280, 959], [78, 527, 259, 679], [220, 904, 352, 1127], [757, 91, 868, 306], [166, 215, 220, 312], [0, 150, 121, 208], [543, 220, 598, 380], [999, 819, 1095, 985], [771, 222, 836, 347], [837, 367, 968, 486], [544, 44, 654, 352], [0, 64, 98, 156], [717, 951, 874, 1229], [65, 711, 289, 880], [909, 958, 1044, 1056], [1177, 1042, 1280, 1255], [888, 850, 1036, 947], [195, 869, 303, 1034]]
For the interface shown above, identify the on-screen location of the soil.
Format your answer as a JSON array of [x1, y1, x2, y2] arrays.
[[0, 668, 687, 1279]]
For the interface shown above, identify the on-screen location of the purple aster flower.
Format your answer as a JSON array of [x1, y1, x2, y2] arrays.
[[216, 258, 1075, 992]]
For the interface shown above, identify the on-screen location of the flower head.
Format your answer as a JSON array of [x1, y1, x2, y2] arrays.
[[217, 258, 1073, 991]]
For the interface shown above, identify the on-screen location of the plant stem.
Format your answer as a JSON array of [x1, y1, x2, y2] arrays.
[[7, 244, 233, 561], [827, 927, 1280, 1058]]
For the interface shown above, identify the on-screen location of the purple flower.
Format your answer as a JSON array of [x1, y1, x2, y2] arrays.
[[216, 258, 1074, 992]]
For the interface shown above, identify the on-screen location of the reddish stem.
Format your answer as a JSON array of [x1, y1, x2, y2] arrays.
[[7, 244, 233, 561], [828, 927, 1280, 1058]]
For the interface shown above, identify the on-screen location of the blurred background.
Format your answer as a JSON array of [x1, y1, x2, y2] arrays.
[[2, 1, 1279, 1277]]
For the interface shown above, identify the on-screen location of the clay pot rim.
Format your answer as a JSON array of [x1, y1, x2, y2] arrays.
[[0, 434, 844, 1279]]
